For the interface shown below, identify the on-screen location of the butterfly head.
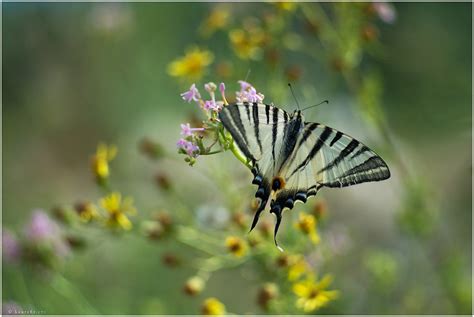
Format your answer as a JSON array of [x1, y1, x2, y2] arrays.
[[291, 110, 305, 126], [291, 109, 304, 120]]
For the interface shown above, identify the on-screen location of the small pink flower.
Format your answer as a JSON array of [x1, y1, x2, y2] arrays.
[[180, 123, 193, 136], [23, 210, 71, 260], [24, 210, 59, 241], [247, 87, 264, 103], [204, 100, 223, 111], [373, 2, 396, 24], [204, 100, 216, 110], [180, 84, 201, 102], [219, 82, 226, 95], [180, 123, 205, 137], [185, 144, 199, 157], [2, 229, 21, 264], [238, 80, 251, 91], [177, 138, 199, 157], [236, 81, 264, 103], [177, 138, 188, 148]]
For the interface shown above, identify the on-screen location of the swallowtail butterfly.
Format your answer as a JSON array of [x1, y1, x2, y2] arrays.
[[219, 102, 390, 248]]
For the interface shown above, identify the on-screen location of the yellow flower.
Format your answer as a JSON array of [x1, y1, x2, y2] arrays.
[[295, 212, 320, 244], [100, 192, 136, 230], [273, 2, 297, 11], [168, 47, 214, 81], [287, 254, 310, 281], [75, 202, 100, 222], [293, 275, 339, 312], [200, 6, 230, 37], [225, 236, 247, 257], [229, 28, 265, 60], [91, 143, 117, 182], [201, 297, 226, 315]]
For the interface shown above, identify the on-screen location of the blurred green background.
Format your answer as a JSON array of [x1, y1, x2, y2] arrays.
[[2, 2, 471, 315]]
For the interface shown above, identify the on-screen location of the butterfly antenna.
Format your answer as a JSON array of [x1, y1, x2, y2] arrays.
[[288, 83, 300, 110], [301, 100, 329, 112]]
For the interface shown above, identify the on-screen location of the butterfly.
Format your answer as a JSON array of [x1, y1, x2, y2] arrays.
[[218, 102, 390, 249]]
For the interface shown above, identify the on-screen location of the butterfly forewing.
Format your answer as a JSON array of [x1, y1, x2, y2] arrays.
[[219, 103, 288, 165]]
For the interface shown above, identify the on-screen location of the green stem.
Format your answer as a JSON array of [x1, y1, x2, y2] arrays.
[[229, 141, 252, 170], [16, 269, 35, 307], [50, 274, 99, 314]]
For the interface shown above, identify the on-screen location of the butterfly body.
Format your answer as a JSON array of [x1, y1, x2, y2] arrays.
[[219, 102, 390, 247]]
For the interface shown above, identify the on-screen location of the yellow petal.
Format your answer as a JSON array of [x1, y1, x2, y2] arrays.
[[303, 298, 318, 312], [292, 282, 309, 297], [97, 143, 108, 159], [116, 213, 132, 230], [310, 231, 320, 244], [107, 145, 118, 161], [316, 274, 333, 289], [95, 159, 109, 178]]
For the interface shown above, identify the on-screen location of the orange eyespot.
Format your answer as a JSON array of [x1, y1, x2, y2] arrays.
[[271, 176, 286, 191]]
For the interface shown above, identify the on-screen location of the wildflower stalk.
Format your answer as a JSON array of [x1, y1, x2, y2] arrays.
[[50, 274, 99, 314], [15, 270, 35, 308], [229, 140, 252, 170]]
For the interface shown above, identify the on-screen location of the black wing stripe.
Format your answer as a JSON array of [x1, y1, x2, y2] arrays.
[[265, 104, 270, 124], [271, 107, 279, 165], [330, 131, 343, 147], [244, 103, 251, 122], [227, 104, 249, 145], [297, 123, 319, 150], [290, 126, 333, 177], [219, 107, 255, 161], [350, 145, 369, 160], [252, 103, 263, 152], [318, 139, 359, 174], [341, 156, 389, 180], [278, 116, 302, 172]]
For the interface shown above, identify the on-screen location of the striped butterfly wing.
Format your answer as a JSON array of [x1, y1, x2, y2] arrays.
[[273, 122, 391, 209]]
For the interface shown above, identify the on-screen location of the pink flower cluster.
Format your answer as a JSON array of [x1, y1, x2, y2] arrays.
[[235, 80, 264, 103], [2, 210, 71, 266], [177, 80, 265, 163], [373, 2, 396, 24], [176, 138, 199, 157]]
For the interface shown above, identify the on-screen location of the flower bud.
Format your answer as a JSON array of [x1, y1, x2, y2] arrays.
[[257, 283, 279, 310], [232, 211, 247, 229], [155, 173, 172, 191], [201, 297, 225, 315], [161, 252, 180, 268], [183, 276, 205, 296]]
